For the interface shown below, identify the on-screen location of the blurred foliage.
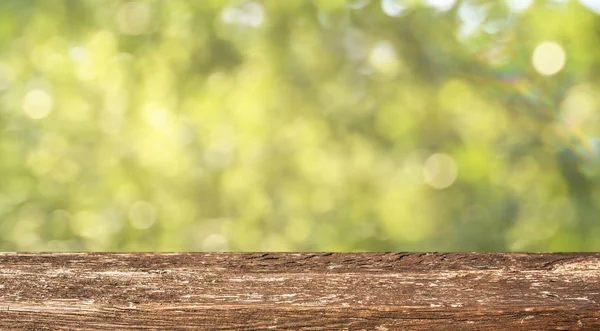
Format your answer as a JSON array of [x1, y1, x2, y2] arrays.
[[1, 0, 600, 251]]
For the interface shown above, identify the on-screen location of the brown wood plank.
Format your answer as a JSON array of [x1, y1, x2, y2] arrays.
[[0, 253, 599, 330]]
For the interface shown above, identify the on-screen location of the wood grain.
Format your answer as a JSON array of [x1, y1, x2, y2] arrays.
[[0, 253, 599, 330]]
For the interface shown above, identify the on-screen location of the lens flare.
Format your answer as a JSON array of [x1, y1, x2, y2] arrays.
[[459, 43, 598, 172]]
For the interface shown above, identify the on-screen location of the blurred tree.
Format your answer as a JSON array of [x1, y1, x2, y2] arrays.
[[0, 0, 599, 251]]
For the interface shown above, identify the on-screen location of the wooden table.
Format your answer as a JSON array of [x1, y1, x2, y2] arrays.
[[1, 253, 599, 330]]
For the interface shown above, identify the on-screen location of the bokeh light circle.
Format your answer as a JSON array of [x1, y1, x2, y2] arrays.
[[23, 90, 53, 119], [423, 153, 458, 189], [532, 41, 566, 76]]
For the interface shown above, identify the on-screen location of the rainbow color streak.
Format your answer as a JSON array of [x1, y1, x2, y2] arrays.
[[461, 45, 599, 170]]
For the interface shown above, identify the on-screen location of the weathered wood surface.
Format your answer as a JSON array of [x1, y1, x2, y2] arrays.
[[0, 253, 599, 330]]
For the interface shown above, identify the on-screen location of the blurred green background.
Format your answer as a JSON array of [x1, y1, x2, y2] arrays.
[[1, 0, 600, 251]]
